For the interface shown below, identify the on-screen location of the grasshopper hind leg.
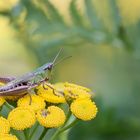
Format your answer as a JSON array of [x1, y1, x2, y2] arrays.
[[42, 82, 55, 94], [27, 87, 36, 105], [28, 93, 32, 105]]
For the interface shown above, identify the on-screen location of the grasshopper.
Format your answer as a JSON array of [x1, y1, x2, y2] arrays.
[[0, 48, 66, 101]]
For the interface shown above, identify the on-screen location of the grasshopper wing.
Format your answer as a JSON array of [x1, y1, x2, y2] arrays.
[[0, 77, 16, 84], [0, 85, 28, 96]]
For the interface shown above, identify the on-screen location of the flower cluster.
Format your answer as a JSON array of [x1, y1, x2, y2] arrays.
[[0, 82, 98, 140]]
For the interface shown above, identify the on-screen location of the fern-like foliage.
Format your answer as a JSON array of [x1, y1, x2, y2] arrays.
[[0, 0, 139, 64]]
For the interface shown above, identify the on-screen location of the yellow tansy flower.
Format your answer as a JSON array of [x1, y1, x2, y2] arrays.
[[54, 82, 65, 92], [4, 96, 20, 101], [117, 0, 140, 25], [70, 99, 98, 121], [64, 87, 92, 100], [0, 97, 5, 106], [37, 84, 65, 103], [64, 83, 92, 101], [17, 94, 46, 112], [0, 134, 18, 140], [8, 107, 36, 130], [64, 82, 91, 93], [0, 117, 10, 134], [37, 106, 66, 128], [0, 82, 6, 106], [0, 82, 4, 86]]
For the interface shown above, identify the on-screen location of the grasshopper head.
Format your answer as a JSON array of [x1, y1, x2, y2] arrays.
[[43, 48, 63, 72], [44, 62, 53, 71]]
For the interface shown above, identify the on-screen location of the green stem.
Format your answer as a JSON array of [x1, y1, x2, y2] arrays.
[[38, 128, 49, 140], [29, 123, 39, 139], [50, 129, 61, 140], [63, 109, 71, 126], [10, 129, 23, 140], [50, 118, 78, 140], [49, 110, 72, 140], [0, 106, 2, 115], [59, 119, 78, 133], [4, 101, 14, 110], [59, 130, 69, 140], [24, 129, 30, 140]]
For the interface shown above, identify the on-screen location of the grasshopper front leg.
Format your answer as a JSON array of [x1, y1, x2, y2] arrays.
[[30, 75, 60, 96], [43, 82, 64, 97]]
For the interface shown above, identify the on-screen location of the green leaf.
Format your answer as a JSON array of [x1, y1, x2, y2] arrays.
[[20, 0, 50, 25], [43, 0, 65, 24], [84, 0, 102, 29], [69, 0, 85, 27]]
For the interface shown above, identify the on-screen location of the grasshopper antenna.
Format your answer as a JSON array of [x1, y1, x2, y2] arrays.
[[52, 48, 63, 65], [54, 56, 72, 67]]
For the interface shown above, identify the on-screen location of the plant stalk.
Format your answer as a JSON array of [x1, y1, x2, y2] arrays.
[[39, 128, 49, 140], [50, 118, 78, 140], [5, 101, 14, 110]]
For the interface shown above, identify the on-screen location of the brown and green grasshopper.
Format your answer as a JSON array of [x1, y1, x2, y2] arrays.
[[0, 48, 65, 98]]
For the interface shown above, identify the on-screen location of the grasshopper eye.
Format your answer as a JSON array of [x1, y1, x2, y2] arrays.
[[45, 63, 53, 71], [48, 66, 52, 70]]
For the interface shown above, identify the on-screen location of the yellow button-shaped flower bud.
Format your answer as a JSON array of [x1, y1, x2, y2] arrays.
[[0, 82, 5, 106], [37, 83, 65, 103], [8, 107, 36, 130], [70, 99, 98, 121], [17, 94, 46, 112], [0, 117, 10, 134], [0, 134, 18, 140], [0, 97, 5, 107], [37, 106, 66, 128], [4, 96, 20, 101], [54, 83, 65, 92], [64, 82, 91, 92], [64, 87, 92, 100], [0, 82, 4, 86], [64, 82, 92, 101]]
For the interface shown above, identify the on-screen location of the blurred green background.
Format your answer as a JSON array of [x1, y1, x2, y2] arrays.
[[0, 0, 140, 140]]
